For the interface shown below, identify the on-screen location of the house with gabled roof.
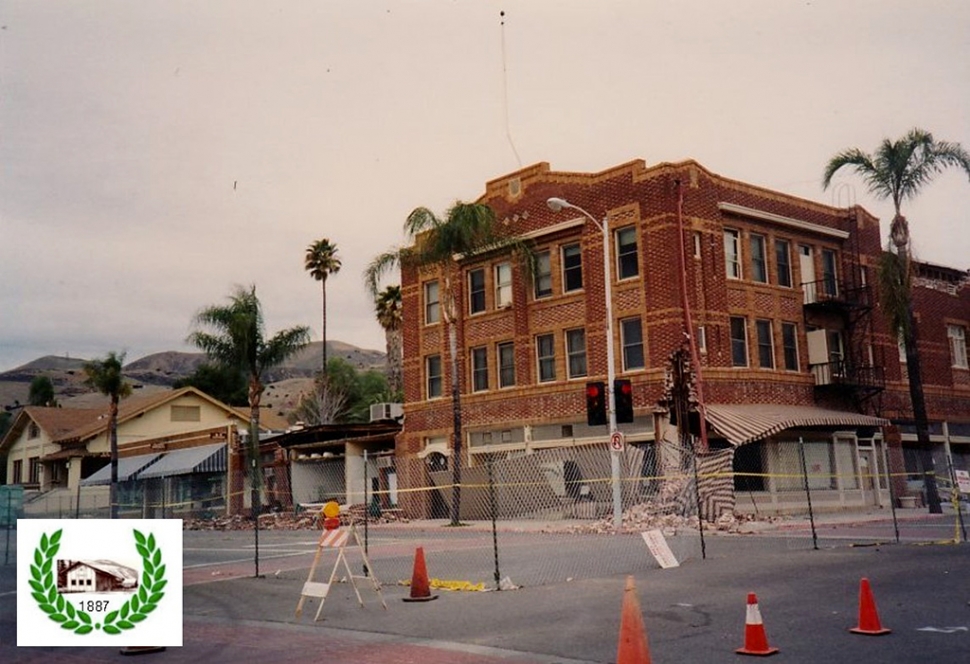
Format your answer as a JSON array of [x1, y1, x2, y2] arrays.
[[0, 386, 291, 517]]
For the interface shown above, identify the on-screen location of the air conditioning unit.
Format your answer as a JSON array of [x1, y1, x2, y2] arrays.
[[369, 402, 403, 422]]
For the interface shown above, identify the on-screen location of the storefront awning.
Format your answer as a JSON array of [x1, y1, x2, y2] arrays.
[[80, 453, 163, 486], [138, 443, 226, 479], [704, 404, 889, 447]]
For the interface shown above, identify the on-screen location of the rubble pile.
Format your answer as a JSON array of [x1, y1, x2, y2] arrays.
[[546, 502, 786, 535], [182, 505, 406, 531]]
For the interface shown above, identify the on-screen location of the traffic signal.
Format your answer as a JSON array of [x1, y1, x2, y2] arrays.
[[614, 379, 634, 423], [585, 382, 607, 426]]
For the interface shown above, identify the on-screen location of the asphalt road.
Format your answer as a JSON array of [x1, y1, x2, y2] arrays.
[[2, 519, 968, 663]]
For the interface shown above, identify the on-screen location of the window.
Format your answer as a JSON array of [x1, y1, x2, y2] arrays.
[[616, 227, 639, 279], [28, 422, 40, 439], [775, 239, 792, 288], [28, 457, 40, 484], [724, 230, 741, 279], [821, 249, 838, 297], [471, 347, 488, 392], [562, 243, 583, 292], [566, 329, 587, 378], [730, 317, 748, 367], [497, 342, 515, 388], [426, 355, 443, 398], [494, 262, 512, 308], [536, 334, 556, 382], [697, 325, 708, 354], [828, 330, 845, 375], [693, 232, 702, 259], [781, 322, 799, 371], [897, 331, 907, 364], [171, 405, 201, 422], [755, 319, 774, 369], [621, 318, 645, 370], [424, 281, 440, 324], [948, 325, 968, 369], [468, 268, 486, 314], [750, 234, 767, 283], [12, 460, 22, 484], [534, 250, 552, 298]]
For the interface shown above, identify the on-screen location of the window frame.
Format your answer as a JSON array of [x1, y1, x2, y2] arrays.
[[494, 262, 512, 308], [781, 322, 799, 371], [470, 346, 489, 392], [948, 324, 968, 369], [775, 239, 792, 288], [562, 243, 583, 292], [724, 229, 741, 279], [565, 328, 588, 379], [730, 316, 748, 367], [821, 248, 839, 297], [497, 341, 516, 388], [426, 354, 443, 399], [755, 319, 774, 369], [536, 333, 556, 383], [424, 281, 440, 325], [615, 226, 639, 280], [534, 250, 553, 299], [750, 234, 768, 283], [12, 459, 22, 484], [620, 317, 645, 370], [468, 268, 486, 315]]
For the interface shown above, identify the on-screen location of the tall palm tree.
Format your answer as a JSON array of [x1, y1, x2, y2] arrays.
[[823, 128, 970, 514], [187, 285, 310, 572], [304, 239, 342, 376], [83, 351, 132, 519], [365, 202, 536, 525], [374, 285, 403, 398]]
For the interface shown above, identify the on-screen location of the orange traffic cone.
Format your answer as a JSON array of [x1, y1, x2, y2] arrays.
[[402, 546, 438, 602], [850, 578, 891, 635], [616, 576, 652, 664], [736, 592, 779, 656]]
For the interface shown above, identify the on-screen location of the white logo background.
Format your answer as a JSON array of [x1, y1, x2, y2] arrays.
[[17, 519, 183, 647]]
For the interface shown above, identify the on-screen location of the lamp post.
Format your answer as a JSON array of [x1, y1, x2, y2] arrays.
[[547, 197, 622, 530]]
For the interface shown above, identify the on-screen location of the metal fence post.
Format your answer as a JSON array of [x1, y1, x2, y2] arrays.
[[488, 456, 501, 588], [798, 437, 818, 550]]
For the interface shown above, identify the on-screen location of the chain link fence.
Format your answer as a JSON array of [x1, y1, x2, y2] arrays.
[[5, 439, 967, 588]]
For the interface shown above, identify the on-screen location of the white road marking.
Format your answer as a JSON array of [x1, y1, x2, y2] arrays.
[[916, 626, 968, 633]]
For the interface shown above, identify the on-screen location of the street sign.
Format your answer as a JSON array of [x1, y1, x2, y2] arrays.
[[609, 431, 625, 452]]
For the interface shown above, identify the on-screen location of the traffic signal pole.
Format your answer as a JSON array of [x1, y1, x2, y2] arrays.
[[549, 197, 623, 531]]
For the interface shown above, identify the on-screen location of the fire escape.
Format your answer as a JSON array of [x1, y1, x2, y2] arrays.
[[802, 217, 885, 413]]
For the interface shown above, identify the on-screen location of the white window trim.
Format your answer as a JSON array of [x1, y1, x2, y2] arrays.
[[948, 325, 968, 369], [494, 262, 513, 309], [724, 229, 741, 280]]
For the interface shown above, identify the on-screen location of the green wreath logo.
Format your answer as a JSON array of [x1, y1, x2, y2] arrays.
[[29, 528, 167, 635]]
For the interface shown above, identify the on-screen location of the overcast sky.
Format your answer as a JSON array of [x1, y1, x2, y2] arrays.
[[2, 1, 968, 373]]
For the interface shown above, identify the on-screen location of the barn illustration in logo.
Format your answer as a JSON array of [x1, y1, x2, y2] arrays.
[[56, 559, 139, 593]]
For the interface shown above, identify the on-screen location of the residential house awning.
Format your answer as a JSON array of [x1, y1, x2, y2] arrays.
[[703, 404, 889, 448], [138, 443, 227, 479], [80, 453, 163, 486]]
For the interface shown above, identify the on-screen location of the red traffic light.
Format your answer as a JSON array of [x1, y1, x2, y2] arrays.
[[586, 381, 607, 426]]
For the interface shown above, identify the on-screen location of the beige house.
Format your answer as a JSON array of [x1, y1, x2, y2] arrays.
[[0, 387, 289, 516]]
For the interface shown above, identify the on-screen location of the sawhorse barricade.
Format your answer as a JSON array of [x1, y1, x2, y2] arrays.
[[295, 522, 387, 621]]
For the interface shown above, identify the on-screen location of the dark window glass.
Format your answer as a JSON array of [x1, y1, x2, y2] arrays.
[[562, 244, 583, 292]]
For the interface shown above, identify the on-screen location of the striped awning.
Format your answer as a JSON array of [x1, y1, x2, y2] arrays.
[[80, 453, 163, 486], [138, 443, 227, 479], [703, 404, 889, 447]]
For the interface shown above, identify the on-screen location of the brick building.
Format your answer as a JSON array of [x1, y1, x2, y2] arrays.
[[396, 159, 970, 518]]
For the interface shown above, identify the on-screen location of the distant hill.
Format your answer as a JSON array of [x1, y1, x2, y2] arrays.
[[0, 341, 385, 412]]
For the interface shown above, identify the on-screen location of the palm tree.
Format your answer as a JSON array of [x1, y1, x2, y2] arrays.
[[374, 285, 403, 398], [83, 351, 132, 519], [187, 285, 310, 571], [823, 128, 970, 514], [304, 239, 342, 376], [365, 202, 536, 525]]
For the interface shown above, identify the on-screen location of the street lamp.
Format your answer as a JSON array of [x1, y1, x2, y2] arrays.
[[547, 197, 623, 530]]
